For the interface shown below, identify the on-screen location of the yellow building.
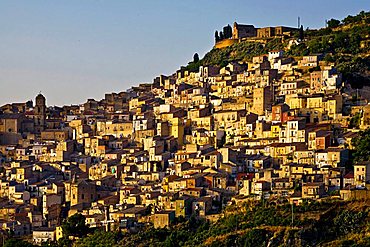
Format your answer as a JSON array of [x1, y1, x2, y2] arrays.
[[56, 226, 63, 241], [96, 120, 133, 138], [302, 182, 325, 199], [169, 117, 184, 146], [293, 150, 315, 164], [307, 96, 323, 109], [66, 179, 97, 206], [191, 116, 213, 131], [175, 198, 192, 218], [55, 140, 74, 161], [213, 110, 246, 129], [354, 162, 370, 186], [271, 124, 281, 138], [153, 211, 175, 228], [252, 86, 272, 115], [323, 95, 342, 120], [41, 129, 69, 142], [286, 96, 306, 109]]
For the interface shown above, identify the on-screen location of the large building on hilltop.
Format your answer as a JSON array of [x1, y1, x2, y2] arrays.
[[219, 22, 298, 41], [256, 26, 298, 38], [232, 22, 257, 39]]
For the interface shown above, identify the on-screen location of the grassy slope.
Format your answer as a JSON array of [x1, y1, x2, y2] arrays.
[[107, 200, 370, 247]]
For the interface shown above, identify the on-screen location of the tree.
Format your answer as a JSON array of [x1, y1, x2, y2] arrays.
[[223, 26, 228, 39], [76, 231, 120, 247], [227, 24, 232, 38], [186, 53, 201, 72], [4, 239, 35, 247], [299, 25, 304, 41], [193, 53, 199, 63], [239, 229, 270, 247], [223, 25, 232, 39], [342, 14, 361, 25], [349, 112, 361, 129], [61, 213, 89, 238], [334, 210, 366, 235], [352, 128, 370, 163], [215, 31, 219, 42], [56, 237, 72, 247], [219, 31, 224, 40], [327, 18, 340, 28]]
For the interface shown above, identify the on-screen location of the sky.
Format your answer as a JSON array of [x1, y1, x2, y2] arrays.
[[0, 0, 368, 106]]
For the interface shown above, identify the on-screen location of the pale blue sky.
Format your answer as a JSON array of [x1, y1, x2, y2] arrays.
[[0, 0, 368, 106]]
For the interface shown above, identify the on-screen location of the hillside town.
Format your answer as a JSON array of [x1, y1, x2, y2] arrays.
[[0, 23, 370, 245]]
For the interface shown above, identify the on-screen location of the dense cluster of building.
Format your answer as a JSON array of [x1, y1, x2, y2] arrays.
[[1, 48, 370, 244]]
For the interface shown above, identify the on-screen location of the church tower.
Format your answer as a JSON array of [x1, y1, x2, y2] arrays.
[[34, 93, 46, 134]]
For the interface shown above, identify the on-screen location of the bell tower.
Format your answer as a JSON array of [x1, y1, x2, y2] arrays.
[[34, 93, 46, 134]]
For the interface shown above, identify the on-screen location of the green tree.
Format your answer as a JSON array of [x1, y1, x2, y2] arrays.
[[61, 213, 89, 238], [56, 237, 72, 247], [193, 53, 199, 63], [223, 26, 229, 39], [186, 52, 201, 72], [223, 24, 232, 39], [215, 31, 219, 42], [219, 31, 224, 40], [3, 239, 35, 247], [327, 18, 340, 28], [299, 25, 304, 40], [349, 112, 361, 129], [352, 128, 370, 163], [342, 15, 355, 25], [333, 210, 367, 235], [77, 231, 120, 247], [239, 229, 270, 247]]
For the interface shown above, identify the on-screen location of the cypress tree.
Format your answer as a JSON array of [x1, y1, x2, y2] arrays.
[[227, 24, 232, 38], [193, 53, 199, 63], [215, 30, 219, 42], [219, 31, 224, 40], [299, 25, 304, 41]]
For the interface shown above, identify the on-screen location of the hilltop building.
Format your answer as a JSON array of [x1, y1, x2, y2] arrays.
[[216, 22, 298, 48], [232, 22, 257, 39]]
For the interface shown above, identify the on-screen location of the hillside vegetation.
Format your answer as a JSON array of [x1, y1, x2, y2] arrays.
[[111, 200, 370, 247], [4, 199, 369, 247], [187, 11, 370, 89], [13, 199, 367, 247]]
